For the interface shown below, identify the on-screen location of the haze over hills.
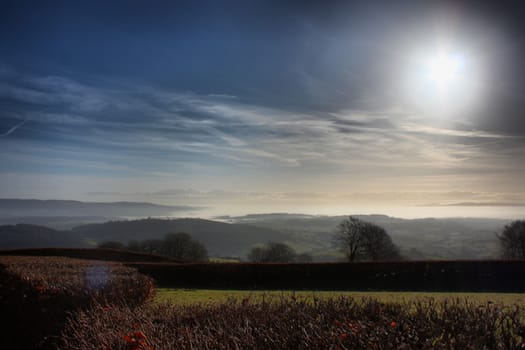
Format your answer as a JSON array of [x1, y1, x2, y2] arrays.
[[0, 224, 86, 249], [0, 208, 511, 260], [0, 198, 514, 260], [0, 199, 197, 217]]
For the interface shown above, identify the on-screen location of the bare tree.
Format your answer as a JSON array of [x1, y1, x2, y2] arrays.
[[498, 220, 525, 259], [333, 216, 401, 262]]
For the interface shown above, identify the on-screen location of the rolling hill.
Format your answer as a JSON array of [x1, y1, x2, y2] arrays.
[[0, 224, 86, 249], [71, 218, 291, 257]]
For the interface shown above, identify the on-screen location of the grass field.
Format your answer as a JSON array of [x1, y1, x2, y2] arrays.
[[154, 288, 525, 306]]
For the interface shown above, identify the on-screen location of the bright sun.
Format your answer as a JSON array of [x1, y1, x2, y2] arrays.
[[402, 48, 481, 117], [425, 53, 464, 86]]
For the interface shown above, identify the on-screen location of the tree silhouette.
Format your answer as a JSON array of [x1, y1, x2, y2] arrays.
[[333, 216, 401, 262], [498, 220, 525, 259]]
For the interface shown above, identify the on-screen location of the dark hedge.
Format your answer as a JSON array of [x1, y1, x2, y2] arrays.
[[127, 260, 525, 292]]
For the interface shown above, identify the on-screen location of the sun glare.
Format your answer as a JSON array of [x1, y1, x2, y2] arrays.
[[426, 53, 463, 85], [401, 46, 482, 118]]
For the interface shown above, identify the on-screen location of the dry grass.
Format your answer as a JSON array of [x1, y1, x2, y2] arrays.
[[61, 296, 525, 349]]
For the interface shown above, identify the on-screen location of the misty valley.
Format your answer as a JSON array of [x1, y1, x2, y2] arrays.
[[0, 199, 507, 261]]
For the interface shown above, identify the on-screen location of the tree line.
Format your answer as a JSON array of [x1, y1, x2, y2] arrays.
[[249, 216, 525, 262]]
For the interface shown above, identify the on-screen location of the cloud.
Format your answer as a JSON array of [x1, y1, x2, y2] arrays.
[[426, 202, 525, 207], [1, 65, 524, 199], [0, 119, 27, 137], [399, 124, 510, 139], [0, 76, 107, 112]]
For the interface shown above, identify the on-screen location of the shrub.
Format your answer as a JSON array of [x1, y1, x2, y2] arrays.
[[0, 256, 154, 349]]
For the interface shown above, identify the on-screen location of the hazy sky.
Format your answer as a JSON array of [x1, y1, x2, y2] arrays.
[[1, 0, 524, 217]]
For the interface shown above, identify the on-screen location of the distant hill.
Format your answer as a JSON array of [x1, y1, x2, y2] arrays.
[[0, 224, 86, 249], [0, 218, 290, 257], [71, 218, 291, 257], [0, 199, 197, 218], [0, 216, 115, 230]]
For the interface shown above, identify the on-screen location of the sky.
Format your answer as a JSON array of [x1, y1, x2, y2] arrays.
[[1, 0, 524, 218]]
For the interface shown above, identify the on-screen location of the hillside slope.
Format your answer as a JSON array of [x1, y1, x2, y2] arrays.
[[0, 224, 86, 249], [72, 218, 291, 257]]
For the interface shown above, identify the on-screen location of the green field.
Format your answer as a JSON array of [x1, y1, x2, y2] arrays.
[[154, 288, 525, 306]]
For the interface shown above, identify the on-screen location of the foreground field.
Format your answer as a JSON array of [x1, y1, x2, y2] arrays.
[[155, 288, 525, 307], [3, 254, 525, 349], [63, 295, 525, 349]]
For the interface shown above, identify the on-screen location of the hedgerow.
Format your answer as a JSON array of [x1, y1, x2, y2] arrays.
[[61, 296, 525, 349], [127, 260, 525, 292], [0, 256, 154, 349]]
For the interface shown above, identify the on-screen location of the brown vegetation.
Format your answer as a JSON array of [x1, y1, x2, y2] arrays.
[[61, 296, 525, 349], [0, 256, 154, 349]]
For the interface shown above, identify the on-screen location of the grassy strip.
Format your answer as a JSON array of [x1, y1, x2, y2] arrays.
[[154, 288, 525, 307], [62, 296, 525, 349]]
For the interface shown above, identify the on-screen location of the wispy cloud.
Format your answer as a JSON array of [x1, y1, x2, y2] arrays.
[[1, 65, 524, 200], [399, 123, 511, 139], [0, 119, 27, 137]]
